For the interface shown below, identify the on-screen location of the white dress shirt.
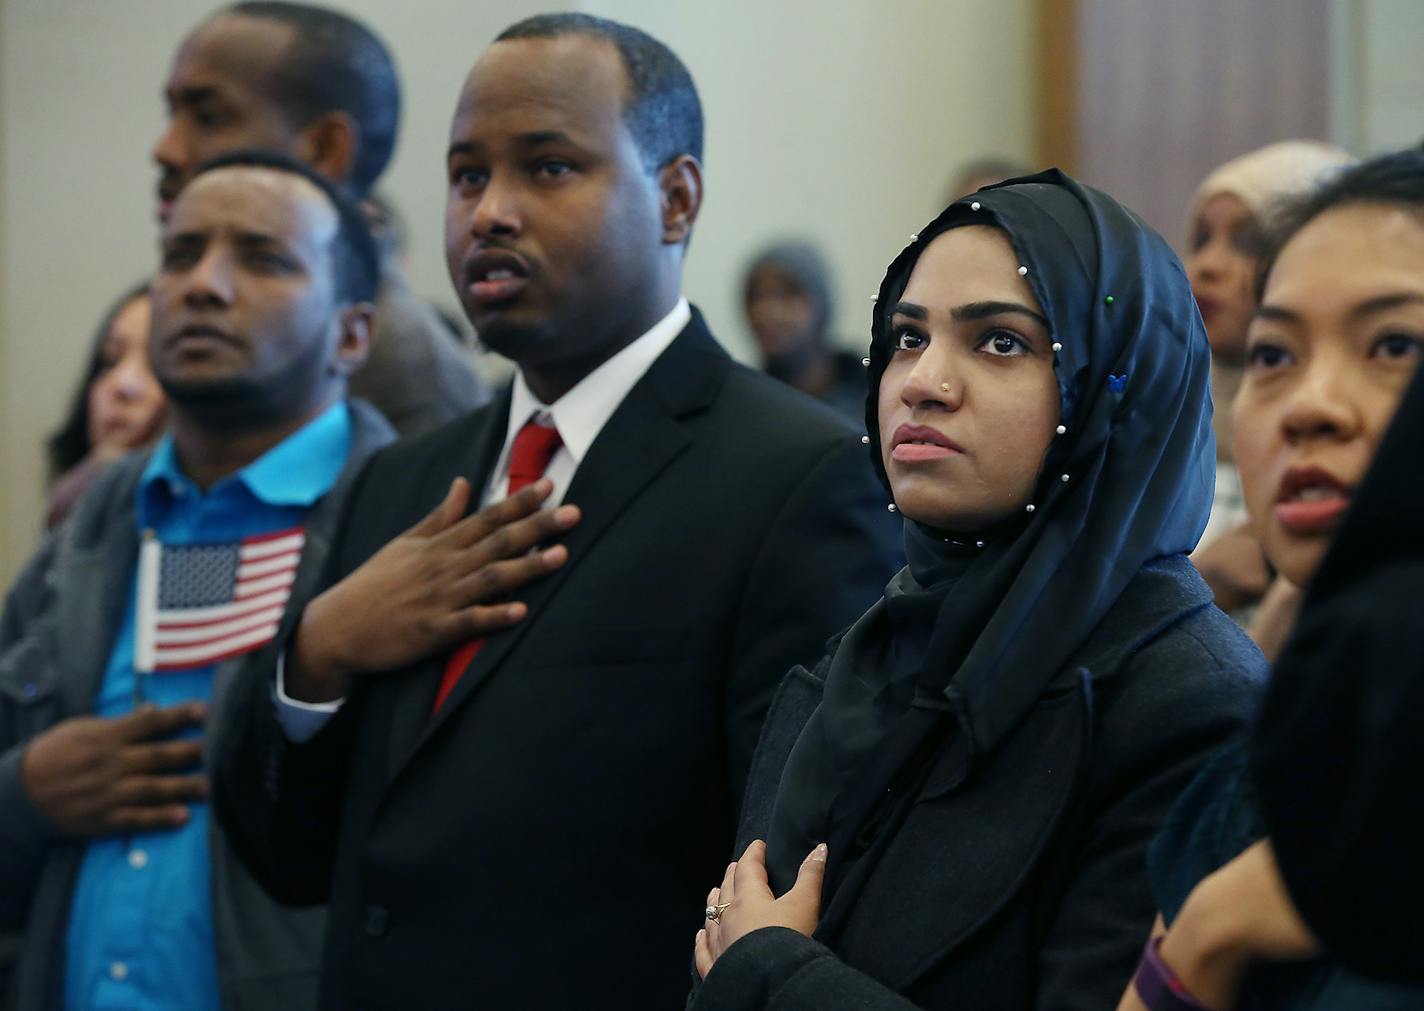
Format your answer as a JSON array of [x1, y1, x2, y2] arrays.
[[275, 298, 692, 740]]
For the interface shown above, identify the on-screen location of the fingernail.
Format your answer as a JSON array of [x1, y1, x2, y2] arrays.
[[811, 843, 828, 863], [555, 505, 579, 525]]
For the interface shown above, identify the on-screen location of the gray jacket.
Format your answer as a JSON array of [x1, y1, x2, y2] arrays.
[[351, 256, 488, 438], [0, 400, 394, 1011]]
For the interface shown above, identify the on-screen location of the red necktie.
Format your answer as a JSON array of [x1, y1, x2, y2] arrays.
[[432, 418, 563, 713]]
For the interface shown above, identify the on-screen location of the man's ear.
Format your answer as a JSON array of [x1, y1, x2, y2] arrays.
[[332, 302, 375, 377], [658, 154, 703, 246], [297, 110, 360, 186]]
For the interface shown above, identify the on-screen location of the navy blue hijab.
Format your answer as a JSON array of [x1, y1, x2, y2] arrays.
[[765, 171, 1216, 906]]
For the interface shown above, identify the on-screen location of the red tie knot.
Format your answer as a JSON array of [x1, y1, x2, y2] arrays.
[[508, 418, 563, 494]]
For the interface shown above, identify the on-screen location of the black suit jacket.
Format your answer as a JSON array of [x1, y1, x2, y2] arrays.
[[214, 313, 901, 1010]]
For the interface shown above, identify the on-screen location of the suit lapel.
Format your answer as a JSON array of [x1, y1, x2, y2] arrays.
[[380, 390, 514, 778], [387, 318, 729, 777]]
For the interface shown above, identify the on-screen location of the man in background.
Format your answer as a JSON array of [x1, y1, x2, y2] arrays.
[[154, 1, 487, 435], [0, 152, 394, 1010]]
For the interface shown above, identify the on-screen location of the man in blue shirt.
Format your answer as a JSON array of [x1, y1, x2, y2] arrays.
[[0, 150, 394, 1010]]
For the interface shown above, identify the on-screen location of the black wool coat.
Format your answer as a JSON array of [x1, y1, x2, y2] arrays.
[[213, 313, 903, 1011], [693, 556, 1266, 1011]]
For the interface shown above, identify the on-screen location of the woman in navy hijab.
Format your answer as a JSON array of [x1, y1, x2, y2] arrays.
[[683, 172, 1267, 1009]]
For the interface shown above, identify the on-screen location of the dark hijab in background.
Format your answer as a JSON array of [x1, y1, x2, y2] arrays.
[[743, 241, 836, 344], [1252, 363, 1424, 983], [765, 171, 1216, 916]]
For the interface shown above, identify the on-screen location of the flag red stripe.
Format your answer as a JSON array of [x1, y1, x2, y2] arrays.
[[155, 588, 291, 627], [241, 535, 305, 562], [241, 526, 305, 546], [235, 570, 297, 599], [237, 551, 302, 581], [153, 622, 280, 667], [156, 605, 285, 645]]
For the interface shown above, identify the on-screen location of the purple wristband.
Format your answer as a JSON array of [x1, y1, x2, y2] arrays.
[[1132, 935, 1214, 1011]]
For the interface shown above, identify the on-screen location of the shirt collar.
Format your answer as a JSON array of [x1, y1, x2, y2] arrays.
[[503, 297, 690, 465], [138, 401, 352, 525]]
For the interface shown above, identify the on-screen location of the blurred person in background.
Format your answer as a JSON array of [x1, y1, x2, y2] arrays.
[[363, 191, 474, 348], [742, 241, 863, 418], [946, 154, 1031, 201], [1182, 140, 1352, 643], [153, 0, 487, 436], [45, 285, 168, 530]]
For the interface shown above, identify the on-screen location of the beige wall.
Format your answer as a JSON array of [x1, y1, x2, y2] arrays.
[[0, 0, 1035, 586], [1346, 0, 1424, 153]]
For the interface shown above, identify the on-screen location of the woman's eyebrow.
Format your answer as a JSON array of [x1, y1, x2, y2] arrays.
[[891, 301, 928, 320], [1347, 292, 1424, 321], [1253, 304, 1299, 324], [951, 300, 1050, 329]]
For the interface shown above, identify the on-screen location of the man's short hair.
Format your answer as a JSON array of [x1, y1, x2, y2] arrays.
[[190, 149, 381, 304], [495, 13, 703, 173], [223, 1, 400, 197]]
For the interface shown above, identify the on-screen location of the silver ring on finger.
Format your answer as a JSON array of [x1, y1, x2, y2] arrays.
[[705, 901, 732, 923]]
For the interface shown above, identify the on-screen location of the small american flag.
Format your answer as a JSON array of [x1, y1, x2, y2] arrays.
[[134, 526, 306, 673]]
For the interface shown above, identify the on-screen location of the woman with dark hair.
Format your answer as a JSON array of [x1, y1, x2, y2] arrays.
[[45, 284, 166, 528], [742, 241, 864, 418], [1120, 148, 1424, 1011], [1183, 142, 1352, 632], [683, 172, 1265, 1009]]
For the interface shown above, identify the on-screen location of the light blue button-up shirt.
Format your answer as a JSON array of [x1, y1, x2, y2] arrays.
[[63, 402, 350, 1011]]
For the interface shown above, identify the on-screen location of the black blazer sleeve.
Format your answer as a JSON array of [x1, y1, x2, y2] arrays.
[[697, 927, 921, 1011]]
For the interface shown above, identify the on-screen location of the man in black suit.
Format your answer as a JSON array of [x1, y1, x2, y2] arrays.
[[214, 13, 899, 1009]]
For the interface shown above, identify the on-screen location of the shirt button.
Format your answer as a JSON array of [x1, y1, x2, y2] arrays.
[[128, 849, 148, 869], [364, 905, 389, 938], [110, 961, 129, 981]]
